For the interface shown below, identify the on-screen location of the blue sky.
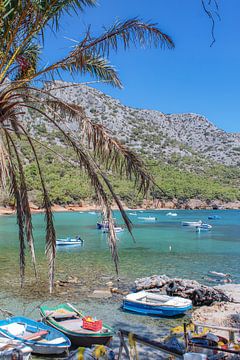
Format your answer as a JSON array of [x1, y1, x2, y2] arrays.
[[43, 1, 240, 132]]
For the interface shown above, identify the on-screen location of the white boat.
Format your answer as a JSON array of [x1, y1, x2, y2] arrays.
[[166, 212, 178, 216], [0, 337, 32, 359], [138, 216, 157, 221], [56, 236, 84, 246], [123, 291, 192, 317], [196, 223, 212, 232], [88, 211, 96, 215], [208, 271, 231, 278], [182, 221, 202, 227], [102, 227, 124, 233], [129, 212, 137, 216]]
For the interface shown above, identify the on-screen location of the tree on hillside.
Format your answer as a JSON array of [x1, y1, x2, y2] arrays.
[[0, 0, 174, 292]]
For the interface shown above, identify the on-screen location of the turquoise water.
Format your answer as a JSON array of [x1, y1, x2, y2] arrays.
[[0, 209, 239, 342]]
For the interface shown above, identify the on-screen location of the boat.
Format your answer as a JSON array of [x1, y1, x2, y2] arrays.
[[40, 303, 114, 347], [88, 211, 96, 215], [102, 227, 124, 233], [0, 337, 32, 359], [208, 215, 221, 220], [181, 221, 202, 227], [138, 216, 157, 221], [97, 221, 109, 230], [208, 271, 231, 279], [122, 291, 192, 317], [56, 236, 84, 246], [196, 224, 212, 232], [166, 212, 178, 216], [0, 317, 71, 355]]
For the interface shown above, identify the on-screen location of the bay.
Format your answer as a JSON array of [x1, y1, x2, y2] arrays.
[[0, 209, 239, 354]]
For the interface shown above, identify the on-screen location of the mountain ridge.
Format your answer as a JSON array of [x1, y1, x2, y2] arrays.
[[45, 81, 240, 167]]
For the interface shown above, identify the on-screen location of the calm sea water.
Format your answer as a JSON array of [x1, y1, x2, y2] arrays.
[[0, 209, 239, 342]]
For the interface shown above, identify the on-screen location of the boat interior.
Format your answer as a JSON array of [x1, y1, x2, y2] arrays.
[[46, 310, 111, 334]]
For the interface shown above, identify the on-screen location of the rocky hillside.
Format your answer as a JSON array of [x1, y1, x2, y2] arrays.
[[44, 81, 240, 167]]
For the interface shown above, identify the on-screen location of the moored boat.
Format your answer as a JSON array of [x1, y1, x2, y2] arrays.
[[0, 317, 71, 355], [56, 236, 84, 246], [122, 291, 192, 317], [182, 221, 202, 227], [196, 224, 212, 232], [0, 337, 32, 359], [40, 303, 114, 347], [97, 221, 109, 229], [102, 226, 124, 233], [138, 216, 157, 221], [208, 215, 221, 220], [166, 212, 178, 216]]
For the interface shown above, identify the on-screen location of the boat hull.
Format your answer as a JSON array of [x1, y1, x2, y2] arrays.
[[44, 320, 112, 347], [40, 304, 114, 348], [182, 222, 202, 227], [122, 300, 192, 317], [0, 317, 71, 355], [56, 240, 83, 246]]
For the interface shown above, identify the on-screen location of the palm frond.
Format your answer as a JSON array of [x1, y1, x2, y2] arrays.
[[46, 100, 153, 195], [60, 53, 122, 88], [19, 125, 56, 294], [30, 18, 174, 84], [0, 132, 9, 190], [5, 131, 26, 287], [73, 18, 174, 56]]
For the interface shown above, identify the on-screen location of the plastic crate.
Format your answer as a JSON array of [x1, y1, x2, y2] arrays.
[[82, 317, 102, 332]]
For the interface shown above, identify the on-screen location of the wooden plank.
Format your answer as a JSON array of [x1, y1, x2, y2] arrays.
[[23, 330, 48, 340], [118, 329, 184, 358]]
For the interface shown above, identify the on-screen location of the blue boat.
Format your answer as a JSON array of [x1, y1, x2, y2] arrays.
[[208, 215, 221, 220], [123, 291, 192, 317], [0, 317, 71, 355]]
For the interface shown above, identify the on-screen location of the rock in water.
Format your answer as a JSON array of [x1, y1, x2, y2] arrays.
[[134, 275, 231, 306]]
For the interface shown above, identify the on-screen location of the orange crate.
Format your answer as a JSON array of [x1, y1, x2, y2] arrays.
[[82, 317, 102, 332]]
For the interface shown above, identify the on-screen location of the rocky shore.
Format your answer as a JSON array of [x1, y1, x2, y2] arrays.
[[0, 198, 239, 216]]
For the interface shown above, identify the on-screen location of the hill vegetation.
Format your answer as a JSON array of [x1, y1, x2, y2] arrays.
[[1, 82, 240, 209]]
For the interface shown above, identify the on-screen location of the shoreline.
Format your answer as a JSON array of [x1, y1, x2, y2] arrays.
[[0, 203, 239, 216]]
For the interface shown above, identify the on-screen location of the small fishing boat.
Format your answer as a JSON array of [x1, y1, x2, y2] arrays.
[[97, 221, 109, 230], [56, 236, 84, 246], [0, 337, 32, 359], [208, 215, 221, 220], [196, 224, 212, 232], [0, 317, 71, 355], [166, 212, 178, 216], [123, 291, 192, 317], [138, 216, 157, 221], [102, 227, 124, 233], [129, 212, 137, 216], [182, 221, 202, 227], [88, 211, 96, 215], [40, 303, 114, 347]]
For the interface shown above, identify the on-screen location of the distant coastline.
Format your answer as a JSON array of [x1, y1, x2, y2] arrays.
[[0, 198, 240, 216]]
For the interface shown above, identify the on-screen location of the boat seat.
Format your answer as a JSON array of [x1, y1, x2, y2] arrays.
[[23, 330, 48, 340], [49, 311, 77, 319], [39, 337, 66, 344]]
